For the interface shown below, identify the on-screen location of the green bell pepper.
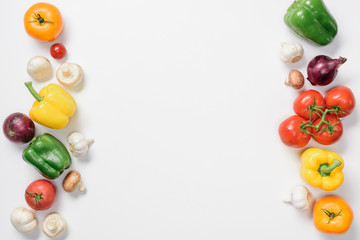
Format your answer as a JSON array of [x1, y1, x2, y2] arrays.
[[23, 133, 71, 179], [284, 0, 337, 46]]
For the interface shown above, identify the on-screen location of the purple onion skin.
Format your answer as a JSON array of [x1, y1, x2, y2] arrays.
[[307, 55, 347, 86], [2, 112, 35, 144]]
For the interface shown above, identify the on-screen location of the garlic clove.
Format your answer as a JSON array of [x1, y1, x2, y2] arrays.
[[42, 212, 67, 238], [56, 62, 84, 87], [283, 185, 314, 210], [279, 42, 304, 64]]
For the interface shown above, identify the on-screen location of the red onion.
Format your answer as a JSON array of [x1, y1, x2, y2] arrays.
[[307, 55, 347, 86], [2, 112, 35, 144]]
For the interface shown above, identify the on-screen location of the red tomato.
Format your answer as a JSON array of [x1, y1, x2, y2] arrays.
[[293, 90, 325, 120], [325, 86, 356, 118], [279, 115, 311, 148], [311, 114, 343, 145], [25, 179, 56, 210], [50, 43, 66, 59]]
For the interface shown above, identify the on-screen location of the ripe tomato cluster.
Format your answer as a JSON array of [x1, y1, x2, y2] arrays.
[[279, 86, 356, 148]]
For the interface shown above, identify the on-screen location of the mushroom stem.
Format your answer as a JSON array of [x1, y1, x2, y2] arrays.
[[77, 181, 86, 192], [56, 62, 83, 87], [284, 77, 290, 86], [87, 138, 95, 146], [47, 221, 57, 231], [61, 66, 72, 77]]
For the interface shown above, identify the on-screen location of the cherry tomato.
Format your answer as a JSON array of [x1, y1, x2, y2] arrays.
[[311, 114, 343, 145], [25, 179, 56, 211], [293, 90, 325, 120], [24, 3, 63, 42], [313, 196, 353, 234], [50, 43, 66, 59], [325, 86, 356, 118], [279, 115, 311, 148]]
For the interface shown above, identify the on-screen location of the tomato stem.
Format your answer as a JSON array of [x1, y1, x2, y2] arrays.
[[301, 107, 342, 136], [27, 13, 54, 25], [326, 105, 349, 118], [321, 208, 342, 224], [303, 96, 324, 121], [26, 191, 44, 206]]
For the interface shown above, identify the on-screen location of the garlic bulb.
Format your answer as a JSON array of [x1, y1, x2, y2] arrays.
[[279, 42, 304, 63], [42, 213, 67, 238], [10, 207, 38, 234], [283, 185, 314, 210], [68, 132, 94, 158]]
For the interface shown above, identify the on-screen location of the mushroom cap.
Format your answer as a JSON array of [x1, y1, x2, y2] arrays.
[[27, 56, 52, 81], [56, 62, 83, 87], [10, 207, 38, 234], [42, 212, 67, 238], [62, 171, 81, 192]]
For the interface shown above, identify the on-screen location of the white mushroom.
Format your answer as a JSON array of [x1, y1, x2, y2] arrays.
[[42, 213, 67, 238], [56, 62, 84, 87], [63, 170, 86, 192], [27, 56, 52, 81], [10, 207, 38, 234], [68, 132, 94, 158]]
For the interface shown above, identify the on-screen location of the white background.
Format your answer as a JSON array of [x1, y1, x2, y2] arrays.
[[0, 0, 359, 239]]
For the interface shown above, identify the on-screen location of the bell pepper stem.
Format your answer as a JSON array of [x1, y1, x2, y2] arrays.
[[25, 81, 44, 102], [319, 159, 342, 176]]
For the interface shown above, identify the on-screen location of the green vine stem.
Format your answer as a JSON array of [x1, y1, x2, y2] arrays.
[[300, 102, 347, 136]]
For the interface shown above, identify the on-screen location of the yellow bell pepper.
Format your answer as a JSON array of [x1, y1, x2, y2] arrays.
[[300, 148, 344, 191], [25, 81, 76, 129]]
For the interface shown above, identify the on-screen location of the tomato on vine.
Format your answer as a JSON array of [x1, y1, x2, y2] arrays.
[[325, 86, 356, 118], [293, 89, 325, 120], [311, 114, 343, 145], [278, 115, 312, 148], [279, 87, 355, 148]]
